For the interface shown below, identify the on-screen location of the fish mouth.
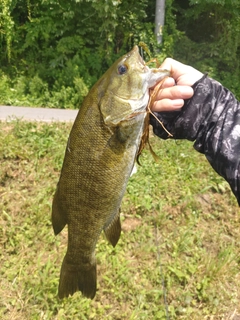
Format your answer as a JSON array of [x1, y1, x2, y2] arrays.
[[132, 45, 170, 79]]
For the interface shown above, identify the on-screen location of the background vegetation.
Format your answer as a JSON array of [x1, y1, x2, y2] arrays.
[[0, 120, 240, 319], [0, 0, 239, 108], [0, 1, 240, 318]]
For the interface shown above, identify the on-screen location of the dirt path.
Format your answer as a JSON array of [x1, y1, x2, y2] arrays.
[[0, 105, 78, 122]]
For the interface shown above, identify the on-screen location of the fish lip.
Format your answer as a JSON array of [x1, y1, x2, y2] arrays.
[[152, 68, 170, 76], [147, 69, 170, 89], [131, 45, 148, 69]]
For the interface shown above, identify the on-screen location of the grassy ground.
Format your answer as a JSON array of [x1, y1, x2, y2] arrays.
[[0, 120, 240, 320]]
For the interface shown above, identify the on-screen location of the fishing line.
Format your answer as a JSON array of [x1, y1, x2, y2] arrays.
[[154, 223, 170, 320], [140, 46, 144, 59]]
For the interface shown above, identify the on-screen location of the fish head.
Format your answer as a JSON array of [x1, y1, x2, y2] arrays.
[[99, 46, 170, 126]]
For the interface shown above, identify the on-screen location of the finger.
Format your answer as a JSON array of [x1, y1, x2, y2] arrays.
[[160, 58, 188, 83], [160, 58, 203, 86], [156, 86, 194, 100], [160, 77, 175, 89], [152, 98, 184, 112]]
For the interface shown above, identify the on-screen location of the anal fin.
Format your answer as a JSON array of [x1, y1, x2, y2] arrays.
[[52, 189, 67, 235], [104, 210, 121, 247]]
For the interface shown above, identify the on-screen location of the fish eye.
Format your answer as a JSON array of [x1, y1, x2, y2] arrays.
[[117, 64, 128, 75]]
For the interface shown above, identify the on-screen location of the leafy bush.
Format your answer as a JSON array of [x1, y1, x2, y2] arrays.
[[173, 0, 240, 99], [0, 0, 239, 107], [0, 72, 89, 108]]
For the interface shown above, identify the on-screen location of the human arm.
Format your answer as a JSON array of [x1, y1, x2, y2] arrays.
[[150, 59, 240, 204]]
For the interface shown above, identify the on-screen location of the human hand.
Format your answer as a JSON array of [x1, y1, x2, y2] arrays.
[[152, 58, 203, 112]]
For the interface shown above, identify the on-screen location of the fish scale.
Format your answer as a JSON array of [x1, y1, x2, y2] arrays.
[[52, 45, 170, 299]]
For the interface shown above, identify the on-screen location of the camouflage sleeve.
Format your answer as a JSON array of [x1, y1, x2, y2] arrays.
[[150, 75, 240, 204]]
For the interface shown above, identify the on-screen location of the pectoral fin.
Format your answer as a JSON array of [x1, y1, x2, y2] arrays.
[[104, 211, 121, 247]]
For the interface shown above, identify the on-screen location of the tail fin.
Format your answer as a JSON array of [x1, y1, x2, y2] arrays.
[[58, 255, 97, 299]]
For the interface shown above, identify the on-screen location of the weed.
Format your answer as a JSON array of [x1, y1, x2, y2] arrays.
[[0, 121, 240, 319]]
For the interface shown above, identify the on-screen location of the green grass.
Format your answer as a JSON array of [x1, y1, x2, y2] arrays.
[[0, 120, 240, 319]]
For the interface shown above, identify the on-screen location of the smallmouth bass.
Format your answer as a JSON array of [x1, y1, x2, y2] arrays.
[[52, 46, 169, 299]]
